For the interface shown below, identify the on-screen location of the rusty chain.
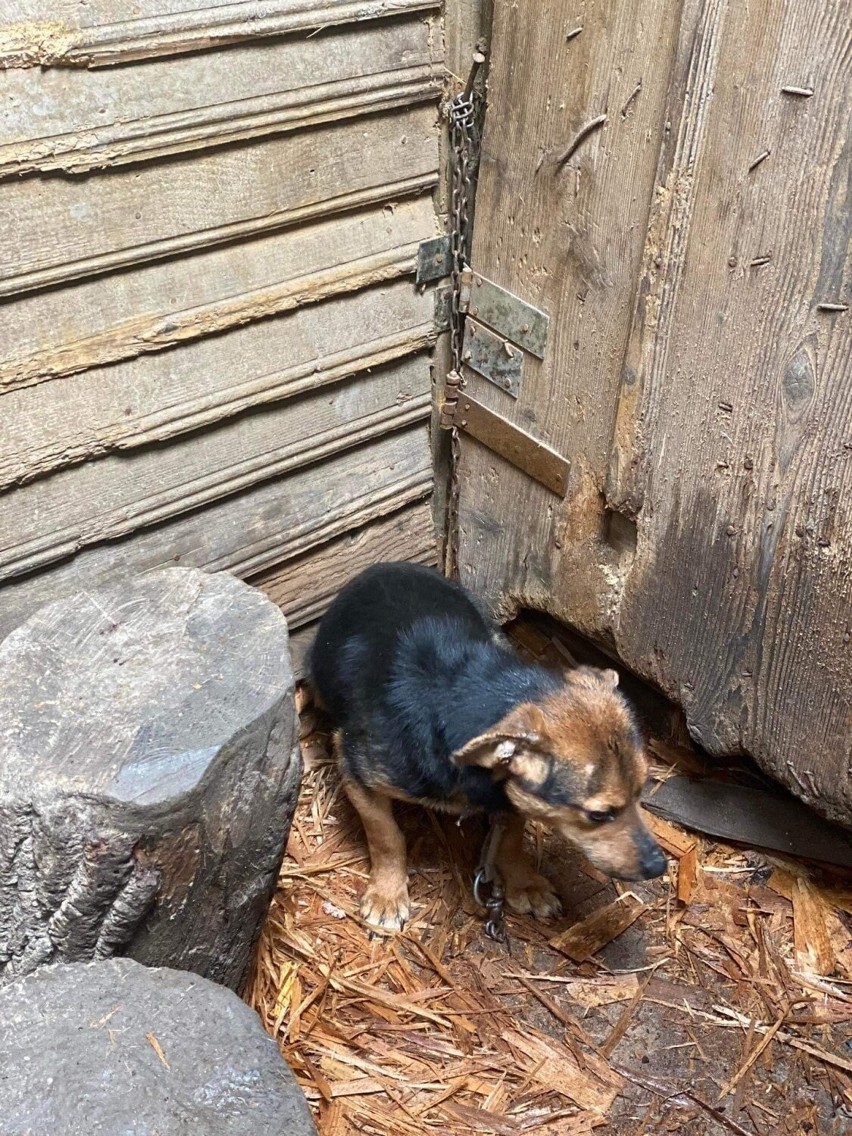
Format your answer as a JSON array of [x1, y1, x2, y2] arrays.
[[473, 812, 509, 943], [442, 52, 486, 579]]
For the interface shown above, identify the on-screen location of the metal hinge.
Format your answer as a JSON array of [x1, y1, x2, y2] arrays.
[[446, 391, 570, 497], [416, 235, 453, 285], [458, 270, 549, 357], [457, 269, 549, 397]]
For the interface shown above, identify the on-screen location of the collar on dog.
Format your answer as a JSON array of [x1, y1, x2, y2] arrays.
[[473, 813, 509, 943]]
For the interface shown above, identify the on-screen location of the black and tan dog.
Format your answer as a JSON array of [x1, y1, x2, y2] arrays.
[[308, 562, 666, 931]]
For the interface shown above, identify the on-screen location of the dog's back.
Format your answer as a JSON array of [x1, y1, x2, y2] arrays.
[[308, 562, 561, 807], [308, 562, 497, 726]]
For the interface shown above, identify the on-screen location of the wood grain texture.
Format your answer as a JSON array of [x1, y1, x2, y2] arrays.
[[0, 357, 431, 582], [456, 0, 681, 632], [1, 279, 435, 487], [458, 0, 852, 824], [1, 105, 438, 297], [254, 501, 437, 629], [0, 568, 299, 991], [0, 0, 440, 67], [0, 196, 437, 392], [609, 0, 852, 823], [0, 425, 432, 645], [0, 19, 441, 176], [444, 0, 491, 79], [0, 0, 442, 719]]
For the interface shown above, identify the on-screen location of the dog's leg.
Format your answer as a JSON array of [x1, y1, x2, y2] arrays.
[[344, 780, 410, 931], [495, 812, 562, 919]]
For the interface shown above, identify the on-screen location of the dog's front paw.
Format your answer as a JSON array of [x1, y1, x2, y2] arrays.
[[504, 872, 562, 919], [361, 882, 411, 933]]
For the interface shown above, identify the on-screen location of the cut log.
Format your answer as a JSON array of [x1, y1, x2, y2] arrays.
[[0, 958, 316, 1135], [0, 567, 299, 990]]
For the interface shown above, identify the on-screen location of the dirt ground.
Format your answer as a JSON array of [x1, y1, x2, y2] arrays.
[[247, 644, 852, 1136]]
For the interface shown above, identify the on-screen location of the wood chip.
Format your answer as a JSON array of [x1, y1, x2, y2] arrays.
[[792, 877, 836, 976], [442, 1100, 521, 1133], [644, 813, 695, 859], [507, 1031, 622, 1112], [328, 1077, 386, 1099], [676, 844, 699, 905], [145, 1032, 170, 1070], [600, 974, 651, 1059], [506, 973, 640, 1010], [717, 1012, 785, 1100], [549, 895, 647, 962], [713, 1006, 852, 1076]]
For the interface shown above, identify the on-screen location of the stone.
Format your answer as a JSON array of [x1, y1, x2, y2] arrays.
[[0, 958, 316, 1135], [0, 567, 300, 990]]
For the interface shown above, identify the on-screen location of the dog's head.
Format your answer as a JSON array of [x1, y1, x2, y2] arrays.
[[451, 666, 666, 881]]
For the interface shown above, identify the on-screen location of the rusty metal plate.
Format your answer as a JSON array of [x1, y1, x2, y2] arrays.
[[462, 318, 523, 397], [461, 271, 549, 358], [434, 285, 452, 332], [416, 235, 452, 284], [453, 394, 569, 496]]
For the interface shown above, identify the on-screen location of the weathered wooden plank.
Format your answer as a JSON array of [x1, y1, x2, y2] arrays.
[[444, 0, 491, 80], [0, 425, 432, 644], [605, 0, 852, 824], [456, 0, 682, 632], [0, 358, 431, 582], [607, 0, 723, 518], [0, 18, 442, 176], [0, 195, 437, 392], [0, 0, 441, 68], [1, 105, 438, 297], [1, 279, 435, 487], [253, 500, 437, 629]]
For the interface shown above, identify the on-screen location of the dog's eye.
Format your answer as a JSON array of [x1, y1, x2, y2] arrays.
[[585, 808, 617, 824]]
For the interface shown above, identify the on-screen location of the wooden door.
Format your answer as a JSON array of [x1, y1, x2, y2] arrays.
[[456, 0, 852, 824], [0, 0, 446, 671]]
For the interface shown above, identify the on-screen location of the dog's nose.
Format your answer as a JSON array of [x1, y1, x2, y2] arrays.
[[639, 841, 667, 879]]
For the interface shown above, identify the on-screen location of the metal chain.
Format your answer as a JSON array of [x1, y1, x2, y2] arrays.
[[473, 814, 509, 943], [442, 53, 485, 579]]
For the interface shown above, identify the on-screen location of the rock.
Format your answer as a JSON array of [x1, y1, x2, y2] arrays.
[[0, 567, 300, 990], [0, 958, 316, 1135]]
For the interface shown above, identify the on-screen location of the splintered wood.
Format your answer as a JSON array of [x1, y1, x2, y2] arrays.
[[549, 896, 647, 962], [248, 688, 852, 1135]]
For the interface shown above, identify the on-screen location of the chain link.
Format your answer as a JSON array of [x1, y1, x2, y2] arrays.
[[442, 57, 485, 578]]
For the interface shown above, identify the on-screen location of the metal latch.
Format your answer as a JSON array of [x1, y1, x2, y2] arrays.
[[448, 392, 570, 497]]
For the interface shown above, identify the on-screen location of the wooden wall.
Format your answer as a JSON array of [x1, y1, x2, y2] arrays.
[[455, 0, 852, 825], [0, 1, 445, 668]]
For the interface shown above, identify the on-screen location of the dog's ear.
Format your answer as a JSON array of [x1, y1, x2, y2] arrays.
[[450, 702, 547, 775], [570, 665, 619, 690], [451, 732, 530, 773]]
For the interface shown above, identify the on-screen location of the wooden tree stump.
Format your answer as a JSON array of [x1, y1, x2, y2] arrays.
[[0, 958, 316, 1135], [0, 567, 299, 990]]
